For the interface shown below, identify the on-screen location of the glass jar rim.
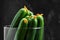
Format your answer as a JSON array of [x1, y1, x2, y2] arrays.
[[4, 25, 42, 29]]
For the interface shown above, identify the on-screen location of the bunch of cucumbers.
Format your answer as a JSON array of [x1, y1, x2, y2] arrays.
[[7, 6, 44, 40]]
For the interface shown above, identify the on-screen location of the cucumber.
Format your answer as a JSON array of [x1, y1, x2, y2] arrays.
[[35, 14, 44, 40], [10, 6, 33, 28], [26, 15, 37, 40], [7, 6, 34, 40], [14, 18, 28, 40], [28, 10, 33, 16], [24, 16, 33, 40], [6, 7, 29, 40]]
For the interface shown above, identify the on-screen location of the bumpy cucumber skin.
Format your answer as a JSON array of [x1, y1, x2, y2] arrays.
[[6, 8, 26, 40], [7, 8, 28, 40], [10, 8, 27, 27], [26, 16, 37, 40], [10, 8, 33, 28], [14, 18, 28, 40], [35, 15, 44, 40], [7, 9, 33, 40]]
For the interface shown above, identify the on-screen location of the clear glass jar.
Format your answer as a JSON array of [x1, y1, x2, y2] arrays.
[[4, 25, 43, 40]]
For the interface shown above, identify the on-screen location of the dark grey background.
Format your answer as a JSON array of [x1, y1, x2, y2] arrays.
[[0, 0, 60, 40]]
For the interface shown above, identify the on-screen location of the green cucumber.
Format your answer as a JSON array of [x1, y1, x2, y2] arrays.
[[14, 18, 28, 40], [10, 8, 27, 27], [6, 8, 29, 40], [24, 16, 33, 40], [35, 14, 44, 40], [10, 6, 33, 28], [26, 15, 37, 40], [7, 6, 34, 40], [28, 10, 33, 16]]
